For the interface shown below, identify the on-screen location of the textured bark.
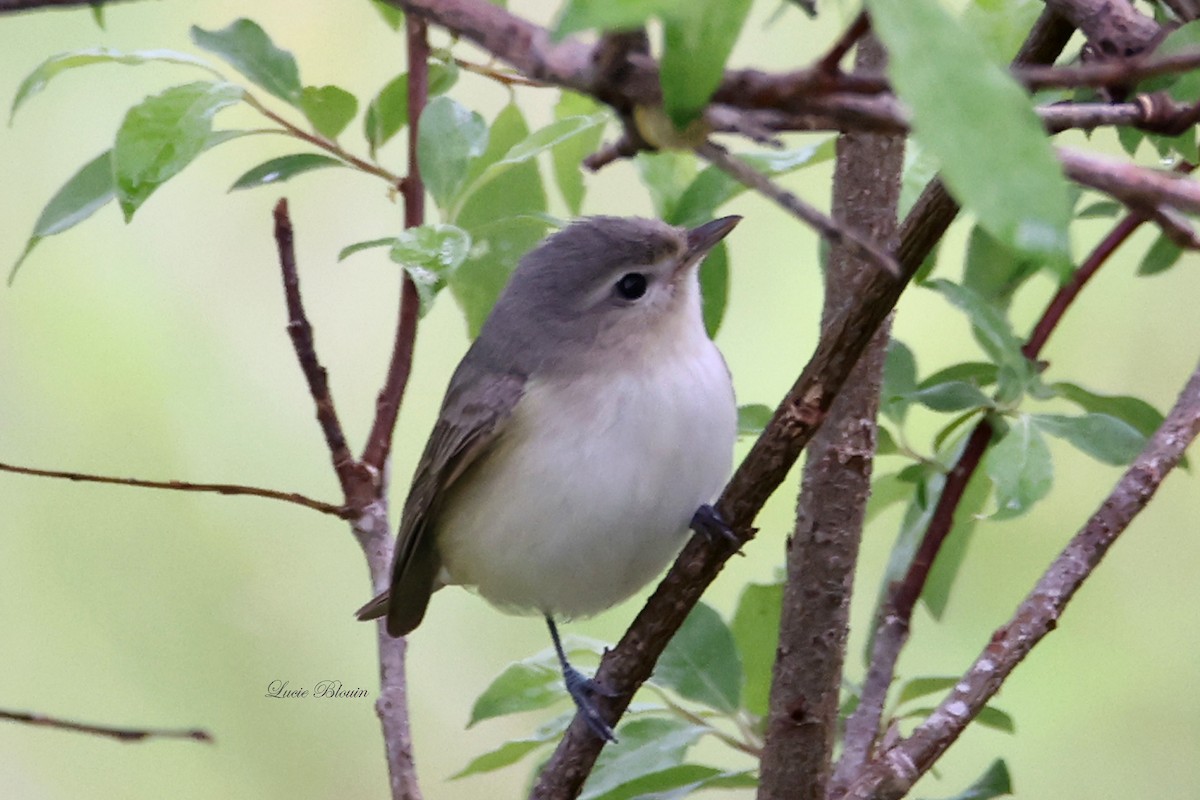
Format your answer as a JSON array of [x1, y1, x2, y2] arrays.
[[757, 36, 904, 800]]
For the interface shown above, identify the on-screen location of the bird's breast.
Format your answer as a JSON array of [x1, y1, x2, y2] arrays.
[[436, 337, 736, 618]]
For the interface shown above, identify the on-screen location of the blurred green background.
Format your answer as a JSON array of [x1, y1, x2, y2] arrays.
[[1, 2, 1198, 798]]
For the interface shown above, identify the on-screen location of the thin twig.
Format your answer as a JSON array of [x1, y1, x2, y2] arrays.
[[1060, 147, 1200, 214], [273, 200, 360, 499], [0, 460, 350, 518], [838, 355, 1200, 800], [695, 139, 900, 277], [816, 12, 872, 74], [0, 709, 212, 744], [244, 93, 402, 188]]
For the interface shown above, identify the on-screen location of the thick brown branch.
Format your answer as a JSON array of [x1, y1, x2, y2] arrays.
[[273, 199, 360, 500], [758, 35, 903, 800], [1042, 0, 1162, 57], [0, 708, 212, 743], [838, 355, 1200, 800], [0, 460, 350, 518]]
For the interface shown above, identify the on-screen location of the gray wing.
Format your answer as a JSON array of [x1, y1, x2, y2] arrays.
[[358, 363, 526, 637]]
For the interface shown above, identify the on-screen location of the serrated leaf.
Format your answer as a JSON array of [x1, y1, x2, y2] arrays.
[[580, 718, 706, 800], [1032, 413, 1145, 466], [468, 660, 564, 726], [9, 149, 114, 283], [190, 19, 302, 104], [451, 104, 548, 336], [452, 713, 570, 778], [736, 403, 773, 437], [299, 85, 357, 139], [363, 61, 458, 156], [11, 47, 221, 122], [868, 0, 1071, 263], [660, 0, 753, 128], [730, 582, 782, 717], [417, 96, 488, 211], [652, 602, 741, 713], [984, 415, 1052, 520], [552, 92, 606, 214], [338, 237, 398, 261], [882, 339, 919, 423], [1137, 233, 1183, 276], [388, 224, 472, 316], [908, 381, 992, 413], [896, 676, 959, 707], [921, 759, 1013, 800], [229, 153, 344, 190], [113, 81, 244, 220]]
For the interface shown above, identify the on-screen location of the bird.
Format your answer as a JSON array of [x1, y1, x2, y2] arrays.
[[357, 215, 740, 741]]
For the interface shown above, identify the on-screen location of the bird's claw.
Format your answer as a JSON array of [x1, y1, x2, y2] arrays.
[[691, 503, 741, 550], [562, 665, 618, 742]]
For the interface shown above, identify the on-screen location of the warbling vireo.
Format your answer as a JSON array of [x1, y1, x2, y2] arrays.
[[358, 215, 740, 740]]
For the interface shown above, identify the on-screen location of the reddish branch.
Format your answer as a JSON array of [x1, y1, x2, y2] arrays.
[[0, 461, 349, 517], [838, 355, 1200, 800], [0, 708, 212, 743]]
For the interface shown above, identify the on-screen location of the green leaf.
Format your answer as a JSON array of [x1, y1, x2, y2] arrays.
[[9, 149, 115, 283], [11, 48, 221, 122], [586, 766, 755, 800], [1076, 199, 1123, 219], [363, 62, 459, 156], [918, 362, 998, 392], [865, 472, 913, 523], [555, 0, 687, 37], [299, 85, 357, 139], [651, 602, 741, 713], [925, 279, 1029, 378], [907, 381, 992, 413], [635, 151, 697, 221], [923, 467, 990, 618], [417, 96, 489, 211], [699, 241, 729, 337], [882, 338, 919, 423], [896, 676, 958, 707], [552, 92, 606, 215], [579, 718, 706, 800], [670, 140, 836, 227], [1032, 413, 1145, 466], [388, 224, 472, 316], [730, 582, 782, 717], [453, 111, 607, 219], [868, 0, 1071, 263], [113, 81, 244, 220], [984, 415, 1052, 520], [468, 659, 564, 726], [229, 153, 344, 190], [451, 104, 549, 336], [371, 0, 404, 29], [963, 224, 1047, 305], [190, 19, 302, 105], [962, 0, 1043, 64], [1137, 233, 1183, 276], [452, 713, 570, 778], [876, 426, 900, 456], [736, 403, 773, 437], [337, 237, 397, 262], [1050, 382, 1166, 439], [974, 705, 1016, 734], [660, 0, 753, 128], [922, 759, 1012, 800], [899, 141, 940, 219]]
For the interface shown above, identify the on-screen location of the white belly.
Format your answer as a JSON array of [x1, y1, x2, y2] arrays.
[[436, 342, 736, 618]]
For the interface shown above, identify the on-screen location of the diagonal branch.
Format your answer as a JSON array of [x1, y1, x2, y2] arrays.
[[0, 461, 350, 518], [837, 353, 1200, 800], [0, 708, 212, 743]]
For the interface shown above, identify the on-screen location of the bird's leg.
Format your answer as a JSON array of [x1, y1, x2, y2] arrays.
[[690, 503, 741, 548], [545, 615, 617, 742]]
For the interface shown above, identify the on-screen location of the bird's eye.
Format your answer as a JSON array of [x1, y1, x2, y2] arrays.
[[615, 272, 648, 300]]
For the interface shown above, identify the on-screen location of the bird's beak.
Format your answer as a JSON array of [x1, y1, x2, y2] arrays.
[[682, 216, 741, 272]]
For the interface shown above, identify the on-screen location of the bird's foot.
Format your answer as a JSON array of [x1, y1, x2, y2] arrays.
[[691, 503, 741, 550], [562, 665, 617, 743]]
